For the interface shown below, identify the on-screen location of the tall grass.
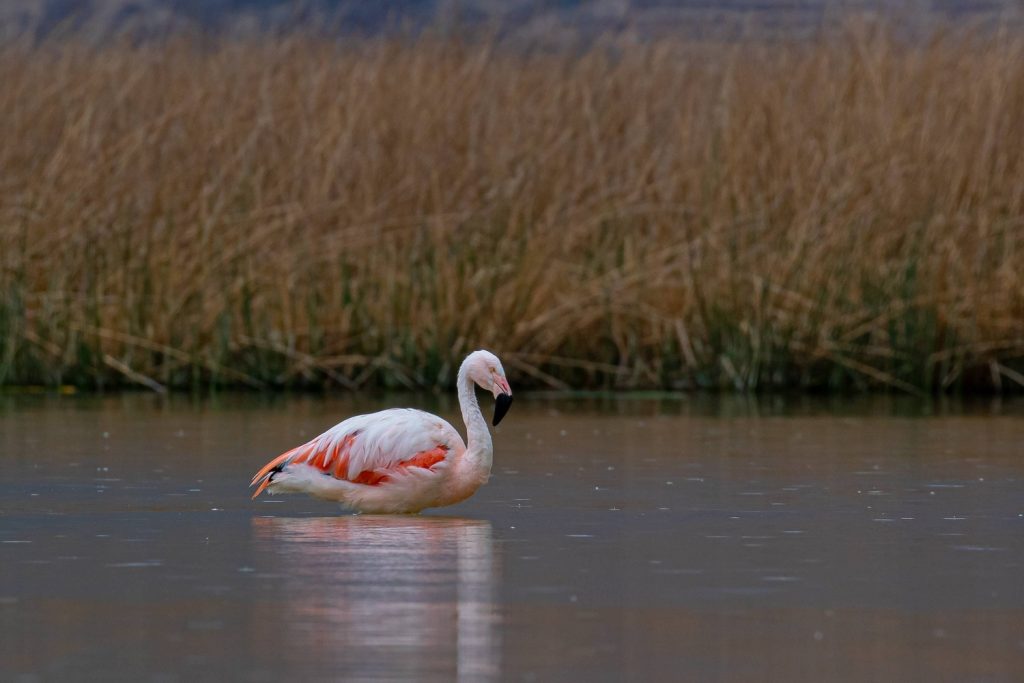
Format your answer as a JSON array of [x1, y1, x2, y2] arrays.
[[1, 24, 1023, 393]]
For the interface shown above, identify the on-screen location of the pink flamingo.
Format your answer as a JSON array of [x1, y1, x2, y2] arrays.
[[250, 350, 513, 513]]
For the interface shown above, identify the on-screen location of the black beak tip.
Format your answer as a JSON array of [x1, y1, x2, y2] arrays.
[[493, 393, 513, 426]]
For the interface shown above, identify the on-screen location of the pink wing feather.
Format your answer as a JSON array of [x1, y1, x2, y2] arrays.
[[250, 408, 464, 498]]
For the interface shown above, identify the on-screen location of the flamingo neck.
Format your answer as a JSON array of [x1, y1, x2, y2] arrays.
[[457, 360, 493, 471]]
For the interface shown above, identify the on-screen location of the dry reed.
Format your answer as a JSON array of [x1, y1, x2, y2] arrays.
[[1, 24, 1023, 393]]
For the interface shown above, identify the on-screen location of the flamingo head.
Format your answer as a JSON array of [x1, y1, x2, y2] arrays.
[[466, 350, 513, 426]]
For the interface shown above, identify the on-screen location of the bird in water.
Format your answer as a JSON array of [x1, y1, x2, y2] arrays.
[[250, 350, 513, 513]]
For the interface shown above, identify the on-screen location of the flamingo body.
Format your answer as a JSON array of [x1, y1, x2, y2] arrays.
[[250, 350, 512, 513]]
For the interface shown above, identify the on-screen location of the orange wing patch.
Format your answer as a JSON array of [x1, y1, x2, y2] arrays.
[[251, 441, 448, 498], [403, 446, 448, 470], [349, 445, 449, 486]]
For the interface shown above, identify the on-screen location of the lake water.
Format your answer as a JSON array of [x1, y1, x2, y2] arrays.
[[1, 392, 1023, 681]]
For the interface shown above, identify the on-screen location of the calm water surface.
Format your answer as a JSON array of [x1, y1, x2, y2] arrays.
[[1, 393, 1023, 682]]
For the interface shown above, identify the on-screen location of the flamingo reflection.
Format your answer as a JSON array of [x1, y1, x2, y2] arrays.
[[251, 516, 500, 681]]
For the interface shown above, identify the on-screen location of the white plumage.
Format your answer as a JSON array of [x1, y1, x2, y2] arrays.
[[250, 350, 513, 514]]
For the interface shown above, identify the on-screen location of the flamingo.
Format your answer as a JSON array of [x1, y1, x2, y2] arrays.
[[250, 350, 513, 513]]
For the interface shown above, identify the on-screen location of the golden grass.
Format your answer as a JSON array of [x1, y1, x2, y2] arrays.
[[1, 25, 1023, 393]]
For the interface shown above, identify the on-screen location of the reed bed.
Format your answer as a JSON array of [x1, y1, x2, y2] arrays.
[[1, 25, 1023, 393]]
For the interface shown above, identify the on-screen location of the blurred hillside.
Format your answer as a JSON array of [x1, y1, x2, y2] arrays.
[[2, 0, 1020, 43]]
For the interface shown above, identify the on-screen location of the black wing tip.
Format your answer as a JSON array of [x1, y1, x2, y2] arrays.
[[263, 463, 286, 485]]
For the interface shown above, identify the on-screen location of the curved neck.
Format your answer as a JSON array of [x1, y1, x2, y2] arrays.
[[457, 360, 492, 466]]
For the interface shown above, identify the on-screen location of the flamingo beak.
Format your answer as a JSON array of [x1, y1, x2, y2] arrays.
[[492, 376, 513, 426], [493, 393, 513, 426]]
